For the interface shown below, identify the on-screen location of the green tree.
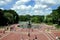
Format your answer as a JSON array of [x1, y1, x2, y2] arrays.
[[19, 15, 31, 21], [0, 9, 19, 26], [31, 16, 40, 23]]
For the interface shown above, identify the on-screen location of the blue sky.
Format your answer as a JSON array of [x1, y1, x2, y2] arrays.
[[0, 0, 60, 15], [0, 0, 18, 9]]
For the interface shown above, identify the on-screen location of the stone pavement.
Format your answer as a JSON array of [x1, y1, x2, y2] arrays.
[[0, 24, 60, 40]]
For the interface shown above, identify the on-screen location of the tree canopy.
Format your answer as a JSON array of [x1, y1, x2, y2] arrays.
[[0, 9, 19, 26]]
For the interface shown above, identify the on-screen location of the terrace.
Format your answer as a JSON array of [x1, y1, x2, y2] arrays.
[[0, 23, 60, 40]]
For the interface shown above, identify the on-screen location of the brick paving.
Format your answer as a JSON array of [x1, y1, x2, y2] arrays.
[[0, 24, 60, 40]]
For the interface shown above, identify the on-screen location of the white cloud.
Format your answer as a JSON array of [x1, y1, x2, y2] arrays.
[[0, 1, 6, 5], [5, 0, 12, 2], [35, 0, 60, 5], [20, 5, 32, 10], [45, 8, 52, 10], [20, 0, 30, 3], [11, 5, 32, 10], [0, 0, 12, 6], [15, 0, 30, 5], [33, 4, 47, 9], [0, 8, 4, 10], [42, 0, 56, 4], [11, 0, 60, 15]]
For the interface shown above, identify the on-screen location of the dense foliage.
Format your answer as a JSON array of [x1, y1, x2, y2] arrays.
[[19, 15, 31, 21], [44, 6, 60, 28], [45, 6, 60, 25], [0, 9, 19, 26], [19, 15, 44, 23]]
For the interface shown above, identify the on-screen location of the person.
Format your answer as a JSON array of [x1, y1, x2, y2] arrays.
[[31, 29, 33, 32], [10, 27, 13, 31], [28, 20, 32, 28], [28, 32, 30, 37], [35, 35, 37, 39]]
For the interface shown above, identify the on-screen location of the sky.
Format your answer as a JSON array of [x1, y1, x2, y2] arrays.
[[0, 0, 60, 15]]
